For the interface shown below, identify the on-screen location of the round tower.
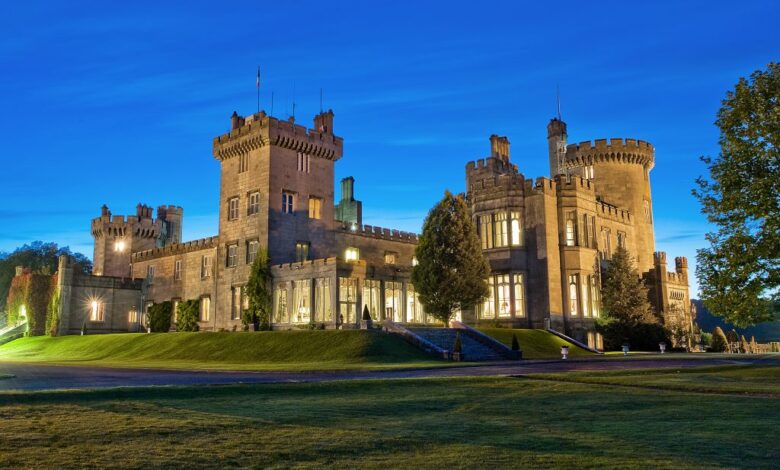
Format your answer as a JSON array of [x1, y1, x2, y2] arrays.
[[563, 138, 656, 272], [547, 118, 568, 177], [157, 205, 183, 246], [91, 204, 161, 277]]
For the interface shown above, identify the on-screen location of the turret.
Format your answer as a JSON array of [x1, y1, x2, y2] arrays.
[[547, 118, 567, 177], [313, 109, 335, 134], [489, 135, 510, 162], [675, 256, 688, 276], [335, 176, 362, 226], [157, 205, 183, 247], [91, 204, 163, 277]]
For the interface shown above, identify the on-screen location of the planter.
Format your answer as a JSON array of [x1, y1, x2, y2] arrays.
[[561, 346, 569, 360], [360, 319, 373, 330], [451, 351, 462, 362]]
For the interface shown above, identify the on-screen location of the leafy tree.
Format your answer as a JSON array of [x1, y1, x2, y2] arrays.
[[700, 331, 713, 348], [693, 62, 779, 327], [147, 301, 173, 332], [176, 300, 200, 332], [710, 326, 728, 352], [244, 248, 272, 331], [412, 191, 490, 325]]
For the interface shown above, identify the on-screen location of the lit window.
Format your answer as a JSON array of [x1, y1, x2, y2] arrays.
[[362, 279, 381, 321], [228, 197, 239, 220], [479, 277, 496, 319], [590, 275, 600, 318], [146, 265, 155, 284], [513, 273, 525, 317], [89, 301, 105, 322], [247, 240, 259, 264], [479, 215, 493, 249], [128, 308, 138, 324], [496, 274, 511, 318], [345, 247, 359, 262], [239, 154, 249, 173], [338, 277, 357, 324], [201, 256, 212, 278], [274, 284, 289, 323], [174, 260, 182, 280], [585, 165, 594, 179], [200, 296, 210, 322], [601, 228, 612, 260], [494, 212, 508, 247], [510, 211, 523, 246], [296, 241, 310, 262], [412, 256, 419, 266], [384, 252, 397, 265], [248, 192, 260, 215], [308, 196, 322, 219], [282, 191, 295, 214], [292, 279, 311, 324], [568, 274, 579, 316], [314, 278, 333, 322], [384, 281, 402, 322], [617, 231, 626, 250], [582, 214, 590, 248], [231, 286, 243, 321], [565, 212, 576, 246], [114, 240, 126, 252], [227, 244, 238, 268]]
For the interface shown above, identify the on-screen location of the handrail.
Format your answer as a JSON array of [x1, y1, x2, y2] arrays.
[[545, 327, 603, 354]]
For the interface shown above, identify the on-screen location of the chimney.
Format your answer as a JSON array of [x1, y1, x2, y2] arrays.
[[490, 135, 510, 161]]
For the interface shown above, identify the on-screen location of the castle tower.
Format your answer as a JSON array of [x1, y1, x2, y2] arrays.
[[564, 137, 656, 272], [156, 205, 183, 247], [547, 118, 567, 177], [91, 204, 162, 277], [335, 176, 362, 226]]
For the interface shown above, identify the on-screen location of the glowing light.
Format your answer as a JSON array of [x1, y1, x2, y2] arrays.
[[344, 247, 359, 262], [412, 256, 419, 267], [19, 305, 26, 318], [114, 240, 126, 252]]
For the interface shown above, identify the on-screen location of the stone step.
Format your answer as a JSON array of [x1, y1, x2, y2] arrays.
[[407, 327, 505, 361]]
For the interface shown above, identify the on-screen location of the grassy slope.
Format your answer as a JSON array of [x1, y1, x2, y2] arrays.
[[0, 331, 444, 371], [478, 328, 593, 359], [0, 365, 777, 469]]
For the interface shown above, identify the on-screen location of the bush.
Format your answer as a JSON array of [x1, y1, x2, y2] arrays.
[[511, 333, 520, 351], [710, 327, 728, 352], [597, 320, 670, 351], [46, 285, 60, 336], [362, 305, 371, 321], [700, 332, 713, 348], [176, 300, 200, 332], [453, 331, 462, 353], [147, 301, 173, 333]]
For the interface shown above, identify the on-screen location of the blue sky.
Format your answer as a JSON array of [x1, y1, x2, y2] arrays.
[[1, 1, 778, 295]]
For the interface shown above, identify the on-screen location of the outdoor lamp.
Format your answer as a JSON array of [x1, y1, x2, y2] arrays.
[[561, 345, 569, 360]]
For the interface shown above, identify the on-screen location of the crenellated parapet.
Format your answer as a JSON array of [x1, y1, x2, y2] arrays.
[[564, 138, 654, 170], [596, 200, 632, 224], [130, 235, 218, 262], [554, 174, 595, 194], [336, 223, 418, 244], [523, 177, 557, 197], [213, 111, 343, 161], [91, 205, 161, 240], [466, 157, 518, 181]]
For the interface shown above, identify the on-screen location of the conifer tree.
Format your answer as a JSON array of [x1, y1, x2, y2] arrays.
[[244, 248, 272, 330], [710, 326, 728, 352], [412, 191, 490, 325]]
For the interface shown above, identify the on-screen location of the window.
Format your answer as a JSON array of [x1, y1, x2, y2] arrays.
[[308, 196, 322, 219], [231, 286, 243, 321], [227, 244, 238, 268], [239, 154, 248, 173], [274, 284, 289, 323], [128, 308, 138, 324], [228, 197, 239, 220], [479, 276, 496, 319], [362, 279, 381, 321], [89, 301, 105, 322], [247, 240, 259, 264], [384, 252, 397, 265], [590, 275, 600, 318], [344, 247, 359, 262], [581, 275, 590, 317], [601, 228, 612, 260], [174, 260, 182, 280], [643, 200, 652, 223], [314, 278, 333, 322], [568, 274, 579, 316], [292, 279, 311, 324], [596, 332, 604, 350], [296, 241, 310, 262], [338, 277, 357, 324], [510, 211, 523, 246], [590, 216, 597, 249], [582, 214, 590, 248], [494, 212, 509, 247], [172, 300, 180, 323], [201, 255, 212, 278], [297, 152, 310, 173], [200, 296, 210, 322], [513, 274, 525, 317], [412, 256, 419, 266], [617, 231, 626, 250], [146, 265, 155, 284], [406, 284, 425, 323], [384, 281, 403, 322], [584, 165, 594, 179], [114, 240, 126, 252], [496, 274, 511, 318], [479, 214, 493, 249], [565, 212, 577, 246], [282, 191, 295, 214], [248, 192, 260, 215]]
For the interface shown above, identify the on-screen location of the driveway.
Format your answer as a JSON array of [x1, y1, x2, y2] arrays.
[[0, 357, 774, 392]]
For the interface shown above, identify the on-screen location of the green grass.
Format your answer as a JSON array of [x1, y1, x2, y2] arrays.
[[0, 330, 448, 371], [478, 328, 594, 359], [0, 365, 777, 469]]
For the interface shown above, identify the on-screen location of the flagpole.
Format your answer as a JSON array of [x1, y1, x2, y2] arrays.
[[256, 66, 260, 114]]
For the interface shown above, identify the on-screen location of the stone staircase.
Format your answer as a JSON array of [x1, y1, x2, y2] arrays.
[[407, 327, 507, 361]]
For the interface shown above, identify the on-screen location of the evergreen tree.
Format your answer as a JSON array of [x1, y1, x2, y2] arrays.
[[244, 248, 272, 330], [411, 191, 490, 325], [694, 62, 779, 327], [726, 329, 740, 352], [176, 300, 200, 332], [710, 326, 728, 352]]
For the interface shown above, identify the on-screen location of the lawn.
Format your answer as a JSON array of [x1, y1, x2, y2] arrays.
[[0, 330, 448, 371], [478, 328, 594, 359], [0, 365, 776, 469]]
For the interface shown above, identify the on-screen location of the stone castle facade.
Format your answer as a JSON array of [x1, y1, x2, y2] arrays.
[[54, 108, 694, 349]]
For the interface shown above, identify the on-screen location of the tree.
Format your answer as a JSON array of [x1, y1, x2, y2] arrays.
[[710, 326, 728, 352], [147, 301, 173, 332], [176, 300, 200, 332], [244, 248, 272, 331], [411, 191, 490, 325], [693, 62, 780, 327], [596, 247, 660, 350], [726, 329, 740, 353]]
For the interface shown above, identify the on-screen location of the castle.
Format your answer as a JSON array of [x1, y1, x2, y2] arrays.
[[53, 107, 694, 349]]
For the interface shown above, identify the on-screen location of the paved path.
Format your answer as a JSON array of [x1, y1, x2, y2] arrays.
[[0, 357, 775, 392]]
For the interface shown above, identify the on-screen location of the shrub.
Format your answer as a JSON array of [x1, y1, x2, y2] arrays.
[[176, 300, 200, 332], [597, 320, 670, 351], [710, 327, 728, 352], [700, 332, 713, 348], [453, 331, 462, 354], [46, 284, 60, 336], [362, 305, 371, 321], [511, 333, 520, 351], [147, 301, 173, 333]]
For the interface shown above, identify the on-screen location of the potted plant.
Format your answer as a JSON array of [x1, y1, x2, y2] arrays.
[[452, 331, 463, 361], [360, 305, 373, 330]]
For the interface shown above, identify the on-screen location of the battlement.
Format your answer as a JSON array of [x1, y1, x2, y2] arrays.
[[337, 223, 418, 244], [564, 137, 654, 169], [213, 111, 343, 161], [523, 177, 557, 197], [555, 174, 595, 193], [469, 172, 525, 193], [596, 200, 632, 223], [465, 157, 519, 179], [130, 235, 218, 262]]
